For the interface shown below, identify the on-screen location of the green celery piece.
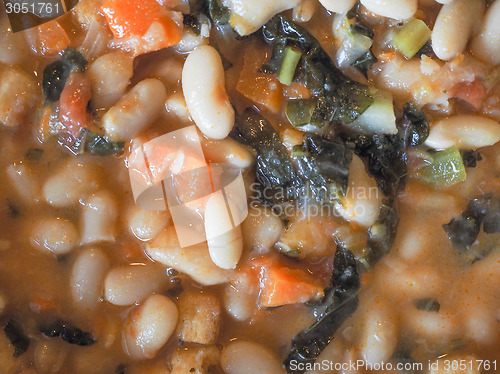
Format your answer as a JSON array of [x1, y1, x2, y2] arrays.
[[393, 19, 431, 59], [278, 46, 302, 86], [416, 147, 467, 188], [285, 98, 316, 127]]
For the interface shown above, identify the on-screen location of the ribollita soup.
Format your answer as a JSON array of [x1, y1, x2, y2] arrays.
[[0, 0, 499, 373]]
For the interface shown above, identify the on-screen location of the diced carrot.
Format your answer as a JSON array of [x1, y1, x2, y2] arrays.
[[283, 82, 311, 100], [39, 105, 52, 142], [36, 21, 70, 56], [253, 257, 324, 308], [236, 44, 283, 114], [450, 81, 487, 110], [101, 0, 182, 53], [378, 51, 395, 62], [59, 73, 92, 138]]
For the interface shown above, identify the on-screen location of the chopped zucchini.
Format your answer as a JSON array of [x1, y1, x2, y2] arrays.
[[393, 19, 432, 59], [415, 147, 467, 188], [285, 99, 316, 127]]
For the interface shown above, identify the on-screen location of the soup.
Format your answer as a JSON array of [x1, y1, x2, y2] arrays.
[[0, 0, 498, 373]]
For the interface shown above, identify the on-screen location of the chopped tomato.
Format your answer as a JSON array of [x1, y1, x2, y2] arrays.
[[253, 257, 324, 308], [451, 81, 487, 110], [36, 21, 70, 56], [59, 73, 92, 137]]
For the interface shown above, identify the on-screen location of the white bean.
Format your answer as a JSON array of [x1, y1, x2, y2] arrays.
[[145, 226, 234, 286], [357, 302, 398, 365], [6, 163, 39, 204], [102, 78, 167, 141], [425, 115, 500, 150], [80, 191, 117, 245], [165, 92, 192, 122], [293, 0, 318, 22], [34, 339, 67, 374], [205, 193, 243, 269], [318, 0, 356, 13], [223, 273, 257, 321], [104, 263, 167, 306], [0, 291, 6, 317], [471, 0, 500, 65], [88, 51, 134, 110], [70, 247, 110, 311], [406, 308, 460, 341], [174, 29, 209, 54], [42, 158, 99, 208], [127, 206, 171, 241], [431, 0, 485, 61], [224, 0, 299, 35], [336, 155, 382, 227], [0, 66, 38, 128], [360, 0, 417, 19], [242, 205, 284, 253], [182, 46, 234, 139], [221, 340, 286, 374], [201, 137, 254, 169], [30, 217, 79, 255], [435, 0, 454, 4], [123, 294, 178, 360]]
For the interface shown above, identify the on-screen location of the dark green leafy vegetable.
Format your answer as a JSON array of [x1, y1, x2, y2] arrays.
[[208, 0, 230, 25], [183, 14, 201, 35], [345, 134, 407, 197], [414, 298, 440, 312], [284, 246, 360, 373], [443, 194, 492, 251], [40, 319, 96, 346], [285, 99, 316, 127], [293, 135, 353, 195], [399, 103, 429, 146], [352, 50, 378, 76], [3, 320, 30, 357], [70, 129, 124, 156], [42, 48, 87, 102], [261, 15, 373, 124], [232, 108, 302, 193], [461, 150, 483, 168], [366, 201, 399, 264], [483, 196, 500, 234]]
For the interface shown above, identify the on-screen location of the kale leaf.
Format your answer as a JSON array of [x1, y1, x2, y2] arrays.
[[399, 103, 429, 147], [70, 129, 124, 156], [40, 319, 96, 346], [42, 48, 87, 103], [461, 150, 483, 168], [3, 320, 30, 357], [284, 246, 360, 373], [366, 201, 399, 264]]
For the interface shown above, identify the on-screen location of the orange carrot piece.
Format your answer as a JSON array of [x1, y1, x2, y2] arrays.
[[101, 0, 182, 50], [31, 297, 59, 312], [283, 82, 311, 100], [451, 81, 487, 110], [236, 45, 283, 114], [253, 258, 324, 308], [36, 21, 70, 56]]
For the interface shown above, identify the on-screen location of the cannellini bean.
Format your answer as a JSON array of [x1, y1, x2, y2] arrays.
[[127, 206, 171, 241], [104, 263, 167, 306], [70, 247, 110, 311], [471, 0, 500, 65], [6, 163, 39, 204], [145, 226, 234, 286], [174, 29, 209, 53], [102, 78, 167, 141], [223, 273, 257, 321], [318, 0, 356, 13], [0, 66, 38, 128], [182, 46, 234, 139], [221, 340, 286, 374], [80, 191, 117, 245], [242, 205, 284, 253], [406, 308, 460, 341], [123, 294, 178, 360], [293, 0, 318, 22], [435, 0, 454, 4], [0, 17, 29, 65], [34, 339, 67, 374], [88, 51, 134, 110], [0, 291, 6, 317], [464, 305, 498, 345], [336, 155, 382, 227], [42, 158, 99, 208], [165, 92, 192, 122], [201, 137, 254, 169], [205, 193, 243, 269], [357, 302, 398, 365], [425, 115, 500, 150], [431, 0, 485, 61], [30, 217, 79, 255], [360, 0, 417, 19], [224, 0, 299, 35]]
